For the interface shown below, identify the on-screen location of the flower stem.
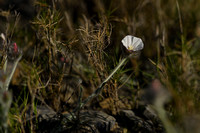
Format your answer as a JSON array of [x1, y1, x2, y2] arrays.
[[4, 54, 22, 90], [74, 54, 131, 112]]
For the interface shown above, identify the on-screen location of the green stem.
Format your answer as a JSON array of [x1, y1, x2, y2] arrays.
[[4, 54, 22, 90], [154, 97, 177, 133], [74, 54, 131, 112]]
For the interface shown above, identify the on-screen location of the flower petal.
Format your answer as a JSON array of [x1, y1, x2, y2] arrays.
[[133, 37, 144, 51], [122, 35, 144, 51]]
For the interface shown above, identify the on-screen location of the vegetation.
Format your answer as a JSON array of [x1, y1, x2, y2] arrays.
[[0, 0, 200, 132]]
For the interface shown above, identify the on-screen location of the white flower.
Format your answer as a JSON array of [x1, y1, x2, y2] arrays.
[[121, 35, 144, 51]]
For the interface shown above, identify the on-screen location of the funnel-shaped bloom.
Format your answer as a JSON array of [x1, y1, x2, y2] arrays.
[[121, 35, 144, 52]]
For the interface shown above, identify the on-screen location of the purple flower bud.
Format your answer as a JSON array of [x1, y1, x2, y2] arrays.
[[7, 42, 21, 60]]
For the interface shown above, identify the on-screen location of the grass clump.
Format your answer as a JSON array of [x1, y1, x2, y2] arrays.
[[0, 0, 200, 132]]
